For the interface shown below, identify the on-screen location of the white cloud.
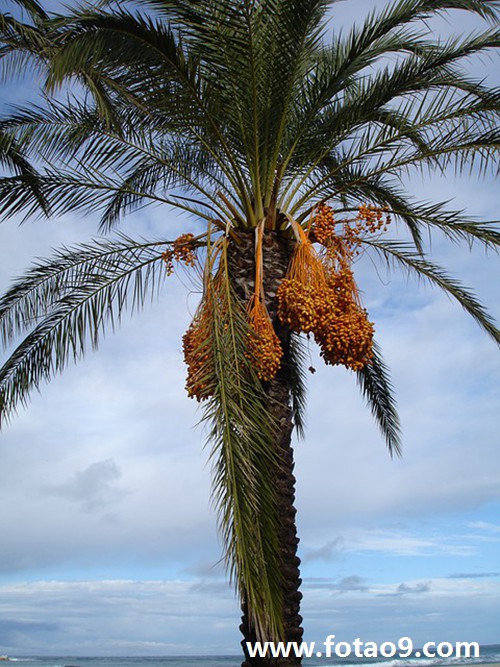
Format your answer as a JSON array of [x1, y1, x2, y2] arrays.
[[467, 521, 500, 534], [1, 574, 498, 656], [0, 579, 240, 655], [303, 527, 478, 562]]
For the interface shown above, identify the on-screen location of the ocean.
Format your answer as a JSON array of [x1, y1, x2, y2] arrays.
[[2, 645, 500, 667]]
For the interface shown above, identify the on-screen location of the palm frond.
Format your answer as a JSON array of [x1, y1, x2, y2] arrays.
[[356, 340, 402, 457], [285, 332, 308, 440], [383, 198, 500, 251], [199, 241, 284, 641], [0, 128, 48, 215], [0, 98, 235, 221], [42, 7, 253, 203], [0, 1, 54, 81], [366, 239, 500, 345], [0, 236, 169, 425]]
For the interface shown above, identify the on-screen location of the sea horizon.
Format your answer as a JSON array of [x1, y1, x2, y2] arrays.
[[2, 643, 499, 667]]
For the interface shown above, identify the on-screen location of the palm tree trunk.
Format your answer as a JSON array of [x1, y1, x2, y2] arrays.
[[229, 230, 304, 667], [239, 382, 303, 667]]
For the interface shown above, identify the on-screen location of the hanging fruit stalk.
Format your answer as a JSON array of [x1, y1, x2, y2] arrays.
[[278, 205, 390, 372], [246, 221, 283, 382], [277, 218, 328, 334], [181, 234, 224, 401]]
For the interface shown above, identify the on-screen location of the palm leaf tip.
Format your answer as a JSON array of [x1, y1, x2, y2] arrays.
[[356, 341, 402, 458], [369, 240, 500, 348], [285, 332, 308, 439]]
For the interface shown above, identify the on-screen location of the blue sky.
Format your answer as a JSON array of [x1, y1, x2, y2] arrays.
[[0, 0, 499, 657]]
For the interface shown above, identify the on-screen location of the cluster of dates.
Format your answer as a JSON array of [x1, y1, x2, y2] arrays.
[[170, 204, 390, 400], [182, 278, 282, 401], [246, 294, 283, 383], [182, 285, 215, 401], [277, 205, 380, 372], [161, 233, 197, 275]]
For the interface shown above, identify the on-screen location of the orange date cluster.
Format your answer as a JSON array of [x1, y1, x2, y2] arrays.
[[179, 203, 389, 399], [182, 299, 214, 401], [278, 204, 388, 371], [246, 295, 283, 382], [162, 233, 197, 275]]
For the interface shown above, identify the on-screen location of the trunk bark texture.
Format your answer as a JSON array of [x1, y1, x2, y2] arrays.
[[229, 230, 304, 667]]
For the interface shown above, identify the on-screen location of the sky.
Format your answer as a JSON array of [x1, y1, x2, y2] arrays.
[[0, 0, 499, 658]]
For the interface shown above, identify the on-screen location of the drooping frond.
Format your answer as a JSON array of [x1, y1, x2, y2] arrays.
[[9, 0, 48, 16], [381, 198, 500, 251], [285, 332, 309, 440], [356, 340, 402, 457], [0, 0, 55, 82], [194, 240, 284, 642], [0, 95, 231, 225], [366, 238, 500, 346], [0, 127, 48, 215], [0, 235, 169, 425]]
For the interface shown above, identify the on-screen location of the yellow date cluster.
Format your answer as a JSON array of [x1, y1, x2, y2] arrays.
[[162, 233, 197, 275], [277, 204, 387, 372], [246, 295, 283, 382]]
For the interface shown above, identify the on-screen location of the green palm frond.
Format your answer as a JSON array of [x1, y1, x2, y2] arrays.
[[383, 198, 500, 251], [9, 0, 48, 16], [0, 235, 170, 425], [284, 332, 309, 440], [279, 2, 499, 165], [356, 341, 402, 457], [366, 238, 500, 345], [42, 8, 254, 205], [283, 84, 498, 224], [199, 241, 284, 641], [0, 0, 55, 82], [0, 128, 48, 216], [0, 100, 232, 222]]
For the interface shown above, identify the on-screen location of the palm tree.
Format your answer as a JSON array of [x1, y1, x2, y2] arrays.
[[1, 0, 499, 664]]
